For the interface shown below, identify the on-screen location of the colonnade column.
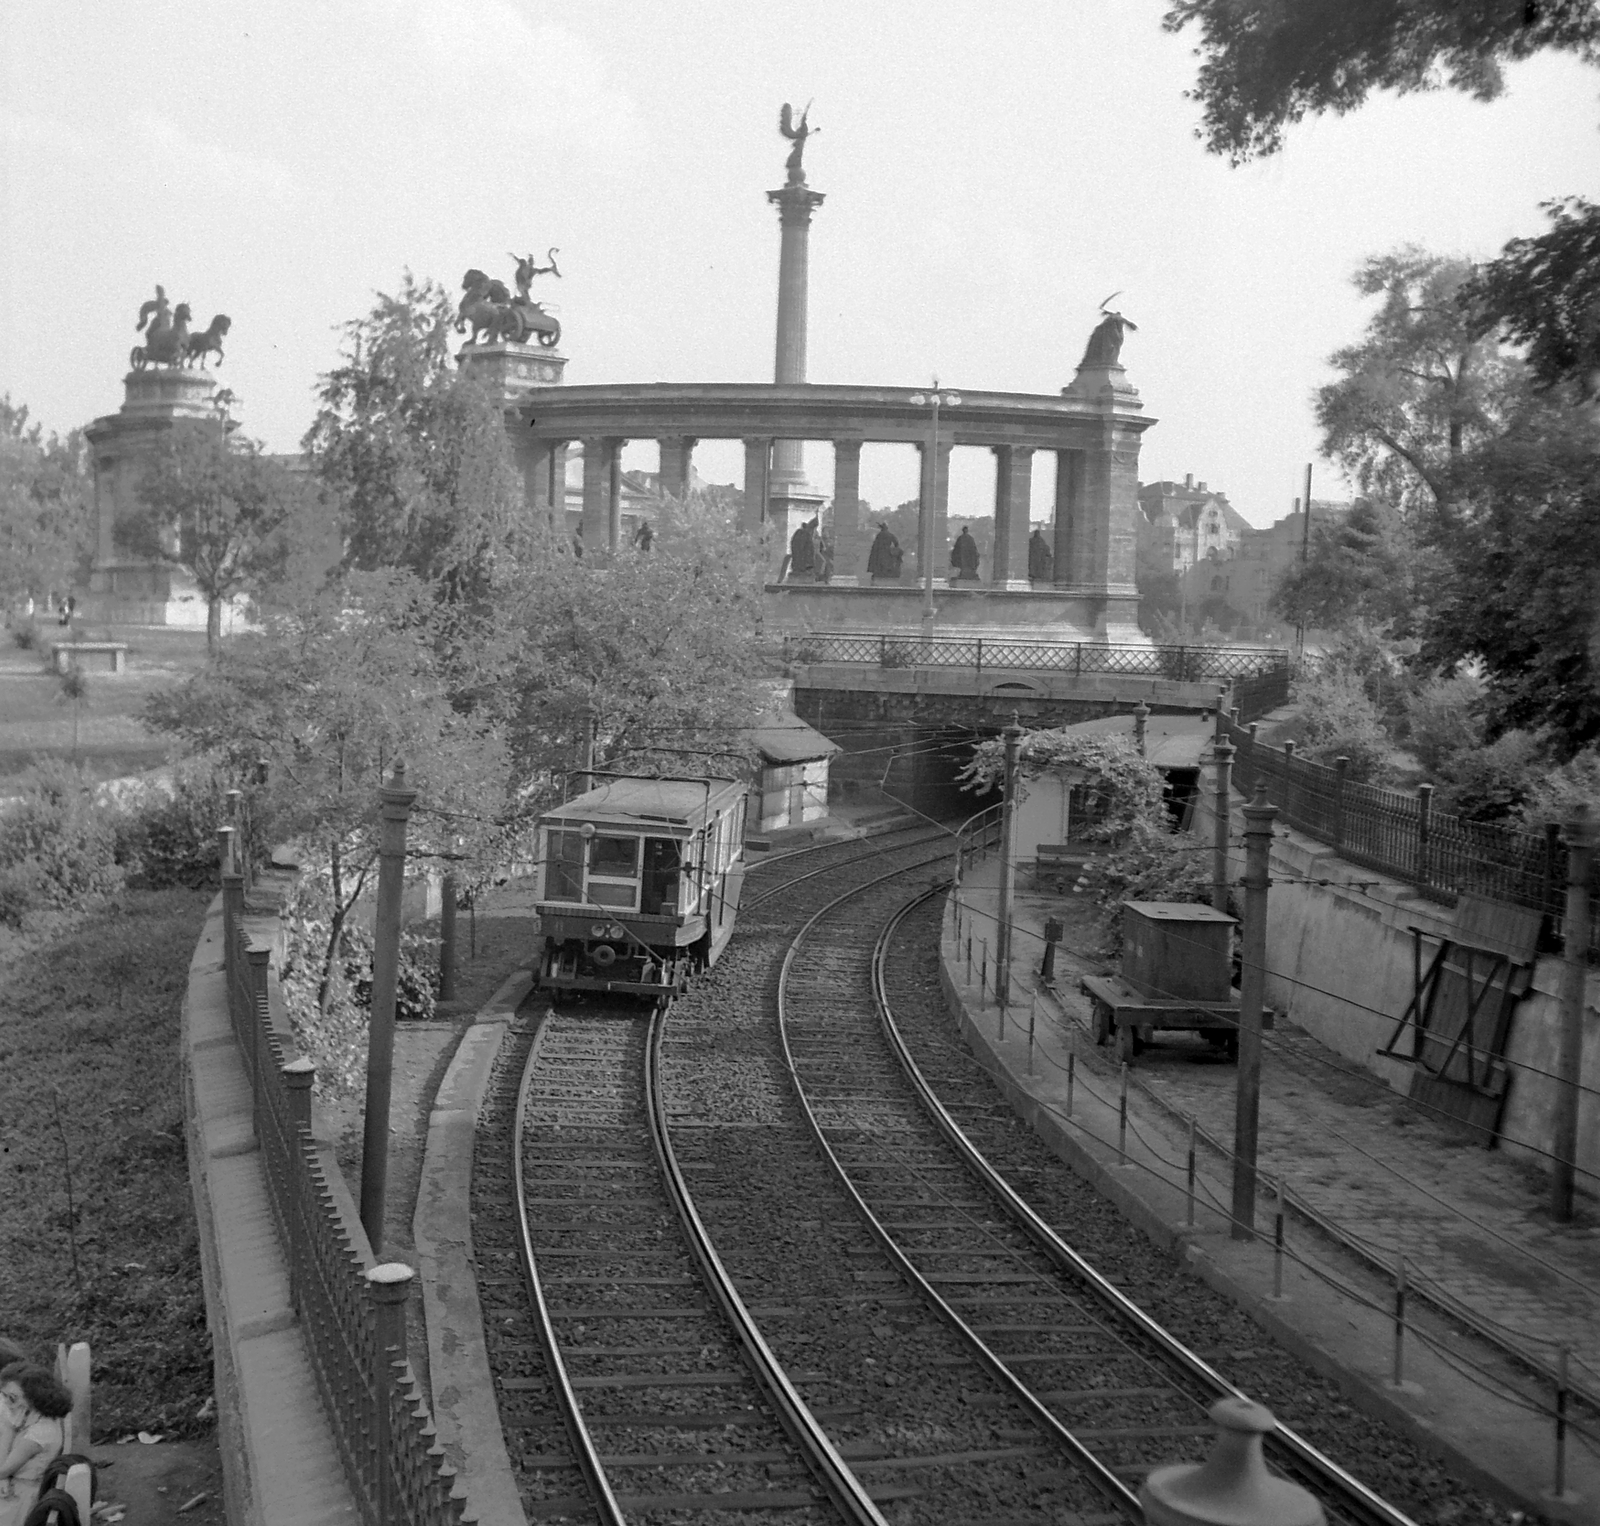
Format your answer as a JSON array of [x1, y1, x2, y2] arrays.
[[991, 445, 1034, 590], [1053, 450, 1083, 585], [916, 440, 952, 585], [658, 435, 695, 502], [547, 441, 570, 530], [605, 438, 624, 552], [742, 434, 772, 541], [831, 439, 863, 585], [1077, 426, 1142, 630], [580, 437, 607, 553], [518, 437, 552, 514]]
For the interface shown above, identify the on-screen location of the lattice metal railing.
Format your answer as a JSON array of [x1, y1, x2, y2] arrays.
[[221, 874, 474, 1525], [1226, 722, 1597, 958], [785, 630, 1290, 683]]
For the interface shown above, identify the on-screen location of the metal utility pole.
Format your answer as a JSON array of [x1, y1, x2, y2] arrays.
[[439, 870, 458, 1004], [995, 717, 1023, 1009], [1232, 783, 1278, 1241], [910, 385, 961, 644], [1296, 462, 1313, 661], [1553, 804, 1593, 1221], [1212, 708, 1235, 915], [360, 761, 417, 1256]]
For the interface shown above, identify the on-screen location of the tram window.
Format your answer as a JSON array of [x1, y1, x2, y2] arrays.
[[544, 830, 583, 902], [590, 835, 639, 876], [642, 838, 682, 915], [589, 881, 638, 909]]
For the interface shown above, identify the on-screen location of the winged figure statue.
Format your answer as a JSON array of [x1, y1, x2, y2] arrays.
[[778, 101, 817, 184]]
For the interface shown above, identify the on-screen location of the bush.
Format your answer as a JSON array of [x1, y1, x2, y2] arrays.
[[1519, 748, 1600, 826], [1434, 730, 1543, 822], [1293, 668, 1394, 782], [1403, 673, 1486, 775], [0, 759, 122, 923], [11, 620, 40, 651], [115, 763, 238, 889], [1079, 818, 1215, 954]]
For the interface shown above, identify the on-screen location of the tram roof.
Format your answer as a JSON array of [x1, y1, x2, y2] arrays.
[[542, 775, 745, 829]]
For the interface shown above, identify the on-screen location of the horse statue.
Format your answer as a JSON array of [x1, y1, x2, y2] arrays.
[[184, 314, 233, 368], [131, 295, 192, 370], [457, 264, 562, 350]]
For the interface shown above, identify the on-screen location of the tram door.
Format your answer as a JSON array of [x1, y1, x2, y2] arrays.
[[641, 837, 681, 915]]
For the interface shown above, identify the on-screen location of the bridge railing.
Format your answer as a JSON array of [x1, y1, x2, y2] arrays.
[[784, 630, 1289, 684]]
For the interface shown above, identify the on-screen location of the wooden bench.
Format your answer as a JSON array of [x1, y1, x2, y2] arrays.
[[1033, 843, 1094, 891], [51, 641, 129, 674]]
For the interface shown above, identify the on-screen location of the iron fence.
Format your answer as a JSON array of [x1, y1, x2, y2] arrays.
[[221, 873, 473, 1526], [1225, 721, 1597, 960], [785, 630, 1290, 684], [955, 802, 1003, 880]]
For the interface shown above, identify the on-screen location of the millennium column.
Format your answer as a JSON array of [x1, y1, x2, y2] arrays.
[[766, 106, 827, 579]]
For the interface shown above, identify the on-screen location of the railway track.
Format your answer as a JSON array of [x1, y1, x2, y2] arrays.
[[475, 827, 1459, 1524], [775, 875, 1419, 1526]]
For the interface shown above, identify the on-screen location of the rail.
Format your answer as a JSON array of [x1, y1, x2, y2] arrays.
[[1224, 719, 1599, 959], [221, 871, 472, 1526], [786, 631, 1290, 684]]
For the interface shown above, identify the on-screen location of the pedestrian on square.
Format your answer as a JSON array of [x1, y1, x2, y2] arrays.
[[0, 1364, 69, 1526], [867, 522, 902, 581]]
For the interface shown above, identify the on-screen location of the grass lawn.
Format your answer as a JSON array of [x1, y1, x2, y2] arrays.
[[0, 626, 210, 783], [0, 887, 215, 1439]]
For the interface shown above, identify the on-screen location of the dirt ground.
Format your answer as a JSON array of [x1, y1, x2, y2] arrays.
[[87, 1439, 227, 1526]]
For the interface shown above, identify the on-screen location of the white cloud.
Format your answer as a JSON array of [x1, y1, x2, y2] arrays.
[[129, 113, 299, 212], [0, 111, 97, 161]]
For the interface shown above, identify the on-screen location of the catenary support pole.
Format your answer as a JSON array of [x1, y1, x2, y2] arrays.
[[995, 717, 1023, 1008], [1552, 803, 1593, 1221], [439, 870, 458, 1004], [360, 763, 417, 1256], [1212, 734, 1235, 915], [1231, 783, 1277, 1241]]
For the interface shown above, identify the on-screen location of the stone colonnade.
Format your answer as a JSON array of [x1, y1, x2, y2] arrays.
[[510, 380, 1150, 596]]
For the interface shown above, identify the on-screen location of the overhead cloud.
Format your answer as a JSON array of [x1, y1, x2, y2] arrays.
[[381, 0, 649, 167], [129, 113, 299, 211], [0, 110, 97, 162]]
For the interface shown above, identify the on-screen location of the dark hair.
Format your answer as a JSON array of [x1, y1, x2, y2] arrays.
[[22, 1489, 80, 1526], [0, 1363, 72, 1418], [39, 1455, 94, 1500]]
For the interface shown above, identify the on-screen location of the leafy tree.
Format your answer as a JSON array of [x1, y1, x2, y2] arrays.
[[1270, 499, 1408, 631], [1463, 196, 1600, 404], [304, 273, 530, 592], [119, 420, 316, 650], [490, 492, 769, 787], [1316, 250, 1523, 520], [0, 397, 93, 613], [1420, 403, 1600, 755], [1292, 666, 1394, 782], [143, 569, 512, 1011], [1402, 671, 1487, 774], [1163, 0, 1600, 163]]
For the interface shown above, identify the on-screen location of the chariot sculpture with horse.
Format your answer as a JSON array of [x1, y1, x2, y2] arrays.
[[130, 287, 191, 370], [457, 249, 562, 349], [130, 287, 233, 370]]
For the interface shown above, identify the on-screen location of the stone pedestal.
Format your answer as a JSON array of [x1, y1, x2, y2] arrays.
[[457, 343, 567, 405], [80, 368, 229, 627]]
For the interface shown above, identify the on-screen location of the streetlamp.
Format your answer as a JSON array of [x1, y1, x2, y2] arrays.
[[908, 384, 962, 644]]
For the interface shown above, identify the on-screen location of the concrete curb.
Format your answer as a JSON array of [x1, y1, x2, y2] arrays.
[[181, 894, 360, 1526], [937, 897, 1594, 1524], [414, 969, 535, 1526]]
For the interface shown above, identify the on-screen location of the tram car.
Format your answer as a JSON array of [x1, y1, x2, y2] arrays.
[[533, 774, 751, 995]]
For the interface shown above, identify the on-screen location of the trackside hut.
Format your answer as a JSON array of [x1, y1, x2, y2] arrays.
[[746, 715, 840, 833]]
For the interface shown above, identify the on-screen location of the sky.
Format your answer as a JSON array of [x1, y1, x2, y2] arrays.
[[2, 0, 1596, 528]]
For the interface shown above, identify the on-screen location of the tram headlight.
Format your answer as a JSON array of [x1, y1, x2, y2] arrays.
[[589, 922, 608, 938], [607, 923, 626, 940]]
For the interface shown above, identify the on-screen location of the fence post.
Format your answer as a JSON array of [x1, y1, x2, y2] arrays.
[[1390, 1254, 1409, 1388], [1118, 1063, 1129, 1163], [1333, 756, 1349, 850], [1553, 1346, 1571, 1500], [367, 1263, 415, 1526], [1186, 1117, 1197, 1228], [1231, 784, 1278, 1242], [1552, 804, 1593, 1222], [1074, 642, 1082, 678], [282, 1057, 315, 1313], [976, 637, 983, 675], [1282, 740, 1295, 763], [1416, 783, 1433, 890], [1133, 700, 1150, 758]]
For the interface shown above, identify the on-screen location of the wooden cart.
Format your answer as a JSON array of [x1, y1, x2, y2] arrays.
[[1080, 972, 1253, 1064], [1079, 900, 1269, 1065]]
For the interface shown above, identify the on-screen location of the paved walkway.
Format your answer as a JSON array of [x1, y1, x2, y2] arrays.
[[948, 850, 1600, 1522]]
